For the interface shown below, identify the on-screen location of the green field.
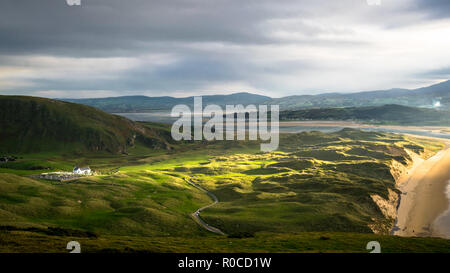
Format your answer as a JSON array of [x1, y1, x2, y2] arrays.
[[1, 126, 448, 253], [122, 129, 441, 236], [2, 230, 450, 253], [0, 171, 211, 237]]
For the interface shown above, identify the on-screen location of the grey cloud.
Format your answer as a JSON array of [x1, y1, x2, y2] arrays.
[[1, 0, 447, 57], [0, 0, 282, 57], [418, 67, 450, 79], [412, 0, 450, 19], [1, 0, 450, 97], [1, 49, 315, 97], [0, 0, 383, 57]]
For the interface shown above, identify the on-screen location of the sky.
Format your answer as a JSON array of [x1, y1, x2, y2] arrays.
[[0, 0, 450, 98]]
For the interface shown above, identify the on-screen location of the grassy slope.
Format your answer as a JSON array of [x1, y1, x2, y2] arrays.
[[0, 172, 210, 237], [137, 129, 442, 236], [0, 128, 448, 253], [0, 96, 171, 154], [3, 231, 450, 253], [0, 138, 262, 239]]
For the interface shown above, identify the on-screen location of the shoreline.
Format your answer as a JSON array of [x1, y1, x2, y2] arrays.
[[280, 120, 450, 237], [279, 121, 450, 134], [393, 139, 450, 238], [432, 182, 450, 238]]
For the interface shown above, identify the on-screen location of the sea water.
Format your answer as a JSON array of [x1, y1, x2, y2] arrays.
[[432, 181, 450, 238], [117, 112, 450, 139]]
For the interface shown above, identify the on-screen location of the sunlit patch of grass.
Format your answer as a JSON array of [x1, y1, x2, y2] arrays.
[[0, 172, 211, 237], [0, 128, 446, 252], [167, 130, 445, 236]]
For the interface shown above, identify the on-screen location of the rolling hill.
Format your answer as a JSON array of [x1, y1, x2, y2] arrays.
[[63, 92, 271, 113], [0, 96, 171, 154], [1, 96, 449, 252], [0, 126, 445, 252], [280, 104, 450, 125]]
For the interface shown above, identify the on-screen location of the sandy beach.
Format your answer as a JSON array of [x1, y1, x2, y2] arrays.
[[278, 121, 450, 238], [279, 121, 450, 238], [394, 140, 450, 238]]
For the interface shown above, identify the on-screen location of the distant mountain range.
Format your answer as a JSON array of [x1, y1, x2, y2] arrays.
[[63, 92, 271, 113], [62, 80, 450, 112], [271, 80, 450, 110]]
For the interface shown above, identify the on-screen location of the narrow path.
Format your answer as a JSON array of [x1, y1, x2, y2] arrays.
[[185, 179, 226, 236]]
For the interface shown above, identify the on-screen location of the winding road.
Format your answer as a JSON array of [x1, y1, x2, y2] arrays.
[[185, 179, 226, 236]]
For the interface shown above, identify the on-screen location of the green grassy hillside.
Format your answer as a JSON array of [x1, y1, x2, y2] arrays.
[[144, 129, 440, 236], [0, 112, 447, 252], [3, 230, 450, 253], [0, 172, 211, 237], [119, 129, 443, 237], [0, 96, 171, 154]]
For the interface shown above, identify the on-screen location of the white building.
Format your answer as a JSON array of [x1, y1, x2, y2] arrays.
[[73, 166, 91, 175]]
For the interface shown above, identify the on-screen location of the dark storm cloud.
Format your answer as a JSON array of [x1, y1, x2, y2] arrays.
[[412, 0, 450, 19], [0, 0, 284, 56], [419, 67, 450, 79], [1, 0, 450, 97], [5, 50, 315, 96], [1, 0, 448, 56], [0, 0, 380, 57]]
